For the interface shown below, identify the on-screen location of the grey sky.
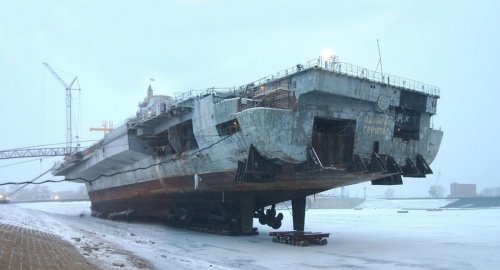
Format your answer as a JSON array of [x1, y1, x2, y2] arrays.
[[1, 0, 499, 197]]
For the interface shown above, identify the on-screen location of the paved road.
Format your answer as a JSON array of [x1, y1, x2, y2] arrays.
[[0, 223, 100, 270]]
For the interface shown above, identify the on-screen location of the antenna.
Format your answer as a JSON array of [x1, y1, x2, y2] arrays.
[[373, 39, 385, 82], [377, 39, 384, 76]]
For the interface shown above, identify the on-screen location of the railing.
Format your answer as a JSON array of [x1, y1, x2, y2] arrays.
[[168, 56, 440, 108], [318, 57, 440, 97], [172, 87, 235, 105], [246, 56, 440, 97]]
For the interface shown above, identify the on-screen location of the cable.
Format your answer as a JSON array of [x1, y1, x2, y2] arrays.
[[1, 139, 100, 151], [1, 133, 230, 153], [7, 169, 52, 197], [0, 157, 51, 169], [0, 135, 232, 186], [75, 85, 81, 146]]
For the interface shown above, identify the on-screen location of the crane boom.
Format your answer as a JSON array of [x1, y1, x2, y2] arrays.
[[0, 147, 79, 160], [90, 120, 113, 135], [42, 62, 69, 89]]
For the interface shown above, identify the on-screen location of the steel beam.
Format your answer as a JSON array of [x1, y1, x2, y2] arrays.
[[292, 196, 306, 231], [0, 147, 80, 160]]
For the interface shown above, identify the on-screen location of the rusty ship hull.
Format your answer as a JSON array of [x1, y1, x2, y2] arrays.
[[88, 169, 379, 215], [53, 57, 442, 234]]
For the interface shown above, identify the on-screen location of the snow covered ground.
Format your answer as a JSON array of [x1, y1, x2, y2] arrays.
[[1, 199, 499, 270], [359, 198, 454, 209]]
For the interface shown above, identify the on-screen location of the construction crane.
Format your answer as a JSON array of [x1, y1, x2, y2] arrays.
[[42, 62, 80, 153], [90, 121, 113, 135], [0, 147, 80, 160]]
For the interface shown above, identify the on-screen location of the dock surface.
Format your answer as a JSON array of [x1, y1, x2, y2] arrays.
[[0, 223, 99, 270]]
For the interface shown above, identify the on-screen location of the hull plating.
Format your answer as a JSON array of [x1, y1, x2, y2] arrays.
[[89, 169, 391, 216]]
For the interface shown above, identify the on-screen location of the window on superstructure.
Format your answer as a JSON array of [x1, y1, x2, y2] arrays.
[[216, 119, 241, 136]]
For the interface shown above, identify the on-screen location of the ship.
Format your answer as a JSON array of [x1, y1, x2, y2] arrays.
[[52, 56, 442, 235]]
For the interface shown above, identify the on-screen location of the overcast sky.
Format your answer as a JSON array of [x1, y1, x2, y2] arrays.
[[1, 0, 499, 197]]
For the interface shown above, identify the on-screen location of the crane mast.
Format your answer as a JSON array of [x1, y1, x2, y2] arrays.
[[42, 62, 80, 153]]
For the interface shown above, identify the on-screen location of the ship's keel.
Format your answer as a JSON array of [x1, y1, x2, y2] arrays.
[[90, 190, 315, 236]]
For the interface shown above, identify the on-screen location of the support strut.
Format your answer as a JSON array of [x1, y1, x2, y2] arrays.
[[292, 197, 306, 231], [240, 195, 255, 235]]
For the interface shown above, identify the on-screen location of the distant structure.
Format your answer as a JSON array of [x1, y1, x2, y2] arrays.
[[9, 186, 89, 202], [449, 183, 477, 197]]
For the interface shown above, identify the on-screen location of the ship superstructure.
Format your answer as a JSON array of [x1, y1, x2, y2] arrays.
[[53, 56, 442, 234]]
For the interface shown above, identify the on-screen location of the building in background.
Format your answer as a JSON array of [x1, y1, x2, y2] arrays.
[[449, 183, 477, 197], [8, 185, 89, 202]]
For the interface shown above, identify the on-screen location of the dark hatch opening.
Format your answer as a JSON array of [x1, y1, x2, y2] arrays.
[[312, 118, 355, 168], [393, 108, 420, 142], [216, 119, 241, 136]]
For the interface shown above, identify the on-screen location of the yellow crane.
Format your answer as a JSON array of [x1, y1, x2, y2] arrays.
[[90, 121, 113, 135]]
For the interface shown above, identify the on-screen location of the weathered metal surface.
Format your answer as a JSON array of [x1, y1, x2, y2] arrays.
[[53, 56, 443, 233], [270, 231, 330, 246]]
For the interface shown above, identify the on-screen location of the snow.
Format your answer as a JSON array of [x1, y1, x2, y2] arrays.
[[358, 198, 454, 209], [1, 199, 499, 269]]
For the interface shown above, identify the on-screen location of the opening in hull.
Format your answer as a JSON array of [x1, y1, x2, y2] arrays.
[[312, 118, 356, 168]]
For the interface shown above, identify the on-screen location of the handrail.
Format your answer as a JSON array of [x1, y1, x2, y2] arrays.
[[170, 56, 440, 106], [245, 56, 440, 97], [172, 87, 236, 105]]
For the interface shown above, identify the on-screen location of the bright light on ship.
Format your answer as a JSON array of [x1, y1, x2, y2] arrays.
[[54, 195, 60, 200], [321, 48, 335, 59]]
